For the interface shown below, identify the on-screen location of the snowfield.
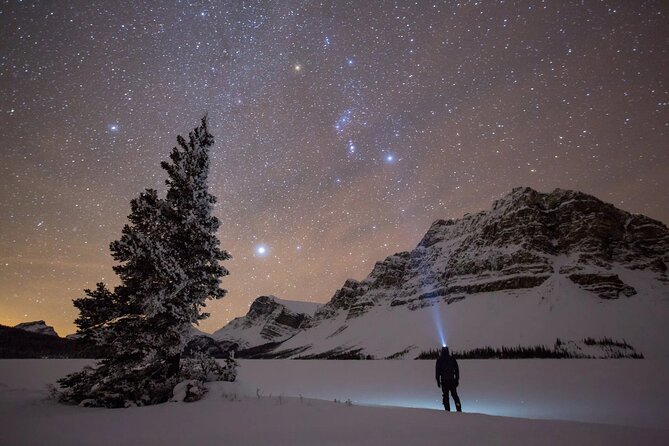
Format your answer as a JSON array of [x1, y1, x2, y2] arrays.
[[1, 359, 668, 445]]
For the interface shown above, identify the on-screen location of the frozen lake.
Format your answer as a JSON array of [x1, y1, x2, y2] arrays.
[[236, 359, 669, 429], [1, 359, 668, 445]]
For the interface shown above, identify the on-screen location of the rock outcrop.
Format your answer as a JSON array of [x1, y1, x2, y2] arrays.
[[212, 296, 320, 349], [14, 320, 59, 337]]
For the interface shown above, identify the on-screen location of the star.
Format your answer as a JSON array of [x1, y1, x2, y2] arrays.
[[0, 0, 665, 338]]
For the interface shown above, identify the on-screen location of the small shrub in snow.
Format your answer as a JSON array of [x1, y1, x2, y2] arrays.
[[180, 352, 238, 382], [45, 384, 58, 400], [79, 399, 98, 408], [171, 380, 207, 403], [221, 392, 239, 402]]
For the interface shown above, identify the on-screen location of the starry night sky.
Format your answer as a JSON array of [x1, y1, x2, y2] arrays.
[[1, 1, 667, 335]]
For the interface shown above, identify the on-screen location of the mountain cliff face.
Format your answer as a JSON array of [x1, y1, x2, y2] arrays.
[[211, 296, 320, 349], [311, 187, 668, 321], [213, 188, 669, 359]]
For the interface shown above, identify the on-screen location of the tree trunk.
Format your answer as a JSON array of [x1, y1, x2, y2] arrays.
[[167, 353, 180, 379]]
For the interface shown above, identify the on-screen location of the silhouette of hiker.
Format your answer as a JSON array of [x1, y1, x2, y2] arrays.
[[435, 346, 461, 412]]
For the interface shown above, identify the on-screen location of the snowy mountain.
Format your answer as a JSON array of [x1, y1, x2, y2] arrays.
[[214, 187, 669, 359], [14, 320, 59, 337], [211, 295, 320, 350]]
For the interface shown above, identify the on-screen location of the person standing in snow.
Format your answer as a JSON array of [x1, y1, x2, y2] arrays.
[[435, 346, 462, 412]]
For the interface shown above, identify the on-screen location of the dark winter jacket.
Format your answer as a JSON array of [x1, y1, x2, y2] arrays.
[[435, 347, 459, 387]]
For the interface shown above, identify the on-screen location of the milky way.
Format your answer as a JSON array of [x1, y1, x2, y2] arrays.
[[1, 1, 667, 335]]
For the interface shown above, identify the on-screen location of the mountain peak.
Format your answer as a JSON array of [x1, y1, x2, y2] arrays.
[[247, 295, 320, 320], [212, 295, 320, 348], [493, 187, 596, 211], [208, 187, 669, 359], [14, 320, 59, 337]]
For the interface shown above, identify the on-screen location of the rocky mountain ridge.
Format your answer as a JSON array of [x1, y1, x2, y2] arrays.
[[309, 187, 668, 323], [211, 295, 320, 350], [213, 187, 669, 359], [13, 320, 59, 337]]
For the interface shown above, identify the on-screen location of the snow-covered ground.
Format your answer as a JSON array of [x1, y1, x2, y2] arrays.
[[1, 359, 668, 445]]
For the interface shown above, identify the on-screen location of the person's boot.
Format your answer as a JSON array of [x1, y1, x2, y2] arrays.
[[456, 403, 462, 412], [443, 405, 450, 411]]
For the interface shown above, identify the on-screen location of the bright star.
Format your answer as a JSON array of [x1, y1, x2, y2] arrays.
[[109, 124, 119, 132], [385, 154, 396, 163], [348, 140, 356, 154], [294, 64, 302, 72], [255, 244, 268, 256]]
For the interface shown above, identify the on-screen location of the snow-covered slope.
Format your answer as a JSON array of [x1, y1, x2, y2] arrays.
[[211, 296, 320, 349], [214, 187, 669, 359], [13, 320, 59, 337], [3, 359, 669, 444]]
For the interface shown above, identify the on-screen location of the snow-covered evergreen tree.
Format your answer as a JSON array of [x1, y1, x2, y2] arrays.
[[109, 187, 186, 381], [73, 282, 117, 337], [58, 118, 234, 408], [159, 115, 231, 377]]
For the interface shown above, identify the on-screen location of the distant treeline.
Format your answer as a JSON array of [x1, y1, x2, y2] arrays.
[[2, 326, 643, 360], [416, 345, 573, 360], [416, 337, 643, 360], [295, 348, 375, 360], [581, 336, 634, 349]]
